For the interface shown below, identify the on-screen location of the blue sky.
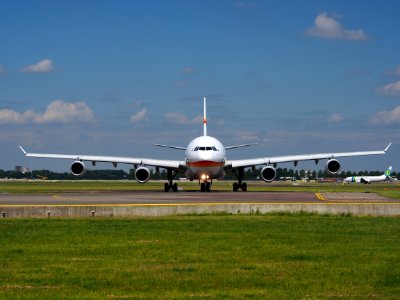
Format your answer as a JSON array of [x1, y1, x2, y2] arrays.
[[1, 0, 399, 172]]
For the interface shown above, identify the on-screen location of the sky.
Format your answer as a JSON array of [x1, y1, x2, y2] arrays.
[[1, 0, 400, 173]]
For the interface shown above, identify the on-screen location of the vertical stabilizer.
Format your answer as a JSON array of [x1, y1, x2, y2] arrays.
[[385, 166, 392, 177], [203, 97, 207, 136]]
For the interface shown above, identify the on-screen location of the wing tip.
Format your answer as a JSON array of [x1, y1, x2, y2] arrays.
[[19, 145, 27, 155], [384, 142, 392, 152]]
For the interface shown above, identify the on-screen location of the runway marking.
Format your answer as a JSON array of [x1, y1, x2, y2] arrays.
[[1, 202, 400, 207], [315, 193, 326, 201], [52, 195, 83, 201]]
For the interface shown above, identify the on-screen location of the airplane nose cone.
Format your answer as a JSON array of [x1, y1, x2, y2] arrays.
[[199, 151, 213, 160]]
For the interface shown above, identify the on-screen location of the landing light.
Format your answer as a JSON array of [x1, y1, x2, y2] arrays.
[[201, 174, 210, 180]]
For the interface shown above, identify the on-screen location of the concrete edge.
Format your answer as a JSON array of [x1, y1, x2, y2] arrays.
[[1, 203, 400, 218]]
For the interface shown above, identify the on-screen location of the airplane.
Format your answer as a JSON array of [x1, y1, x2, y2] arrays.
[[343, 166, 393, 184], [19, 97, 391, 192]]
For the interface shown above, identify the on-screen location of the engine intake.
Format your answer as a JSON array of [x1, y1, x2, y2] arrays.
[[135, 167, 150, 183], [260, 166, 276, 182], [326, 159, 341, 174], [71, 161, 86, 176]]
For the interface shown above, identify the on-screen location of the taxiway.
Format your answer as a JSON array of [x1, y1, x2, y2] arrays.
[[0, 191, 396, 206], [1, 191, 399, 218]]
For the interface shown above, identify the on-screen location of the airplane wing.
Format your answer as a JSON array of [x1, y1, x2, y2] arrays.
[[360, 177, 370, 184], [224, 143, 391, 170], [19, 146, 186, 171]]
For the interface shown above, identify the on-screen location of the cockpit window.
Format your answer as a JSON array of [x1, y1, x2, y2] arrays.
[[195, 146, 218, 151]]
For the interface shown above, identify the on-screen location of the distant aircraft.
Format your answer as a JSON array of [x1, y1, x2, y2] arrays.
[[343, 166, 393, 184], [19, 98, 391, 192]]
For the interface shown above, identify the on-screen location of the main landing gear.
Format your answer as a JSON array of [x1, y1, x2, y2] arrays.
[[232, 168, 247, 192], [164, 169, 178, 192]]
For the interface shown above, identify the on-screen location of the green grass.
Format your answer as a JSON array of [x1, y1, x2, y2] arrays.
[[1, 180, 400, 199], [1, 215, 400, 299]]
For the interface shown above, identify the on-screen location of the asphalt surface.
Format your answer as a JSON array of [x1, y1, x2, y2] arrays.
[[0, 191, 397, 206]]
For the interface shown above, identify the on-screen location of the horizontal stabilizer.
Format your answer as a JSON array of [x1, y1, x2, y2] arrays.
[[225, 143, 258, 150], [155, 144, 186, 150]]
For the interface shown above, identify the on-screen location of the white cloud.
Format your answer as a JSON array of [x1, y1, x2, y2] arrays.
[[234, 130, 259, 141], [20, 58, 55, 73], [176, 81, 189, 88], [0, 65, 5, 74], [0, 100, 95, 124], [130, 108, 148, 123], [182, 67, 196, 74], [164, 112, 202, 125], [305, 12, 369, 41], [327, 113, 344, 123], [376, 80, 400, 96], [394, 66, 400, 76], [369, 106, 400, 125], [130, 100, 143, 107], [384, 65, 400, 77]]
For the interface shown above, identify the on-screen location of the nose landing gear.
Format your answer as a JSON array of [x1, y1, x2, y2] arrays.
[[200, 182, 211, 192], [199, 174, 211, 192]]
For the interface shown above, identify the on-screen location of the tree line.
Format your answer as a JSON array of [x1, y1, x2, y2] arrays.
[[0, 168, 397, 180]]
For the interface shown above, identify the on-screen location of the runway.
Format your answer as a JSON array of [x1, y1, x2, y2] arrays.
[[0, 191, 397, 206], [1, 191, 399, 217]]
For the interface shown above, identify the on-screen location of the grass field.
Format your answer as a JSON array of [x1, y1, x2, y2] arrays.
[[1, 214, 400, 299], [1, 179, 400, 199]]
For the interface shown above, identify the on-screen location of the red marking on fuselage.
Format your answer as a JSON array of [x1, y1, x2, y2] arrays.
[[187, 160, 224, 167], [203, 118, 207, 124]]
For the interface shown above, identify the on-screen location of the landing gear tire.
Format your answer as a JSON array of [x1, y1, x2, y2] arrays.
[[205, 182, 211, 192], [164, 169, 178, 192], [233, 182, 247, 191], [201, 183, 206, 192], [164, 182, 178, 192], [232, 168, 248, 192]]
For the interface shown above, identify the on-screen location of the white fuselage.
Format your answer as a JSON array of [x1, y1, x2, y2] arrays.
[[343, 174, 387, 184], [184, 135, 226, 181]]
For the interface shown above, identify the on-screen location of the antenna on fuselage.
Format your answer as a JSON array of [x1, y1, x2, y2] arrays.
[[203, 97, 207, 136]]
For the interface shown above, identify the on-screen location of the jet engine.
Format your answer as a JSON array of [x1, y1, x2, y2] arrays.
[[71, 161, 86, 176], [135, 167, 150, 183], [325, 159, 341, 174], [260, 166, 276, 182]]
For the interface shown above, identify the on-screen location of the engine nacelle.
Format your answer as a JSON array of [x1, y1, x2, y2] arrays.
[[326, 159, 341, 174], [260, 166, 276, 182], [71, 161, 86, 176], [135, 167, 150, 183]]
